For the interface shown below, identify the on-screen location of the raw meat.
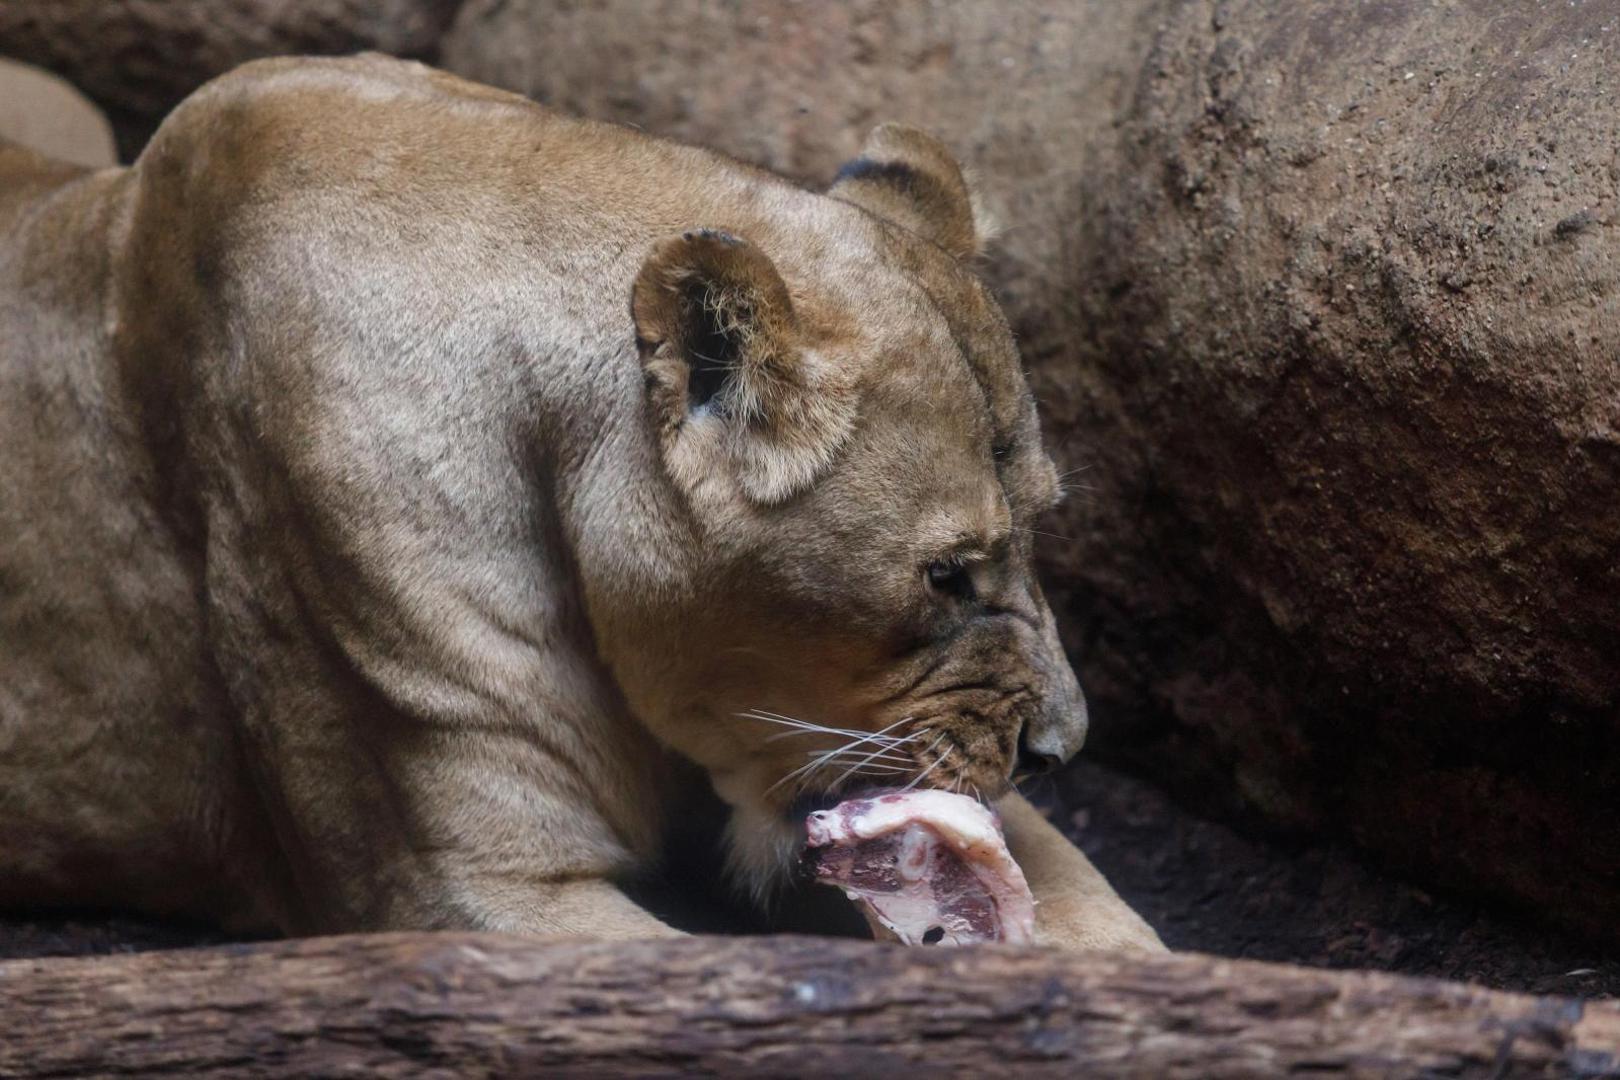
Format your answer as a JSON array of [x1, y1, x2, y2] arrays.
[[803, 789, 1036, 945]]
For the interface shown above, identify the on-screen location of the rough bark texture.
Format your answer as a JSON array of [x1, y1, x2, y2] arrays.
[[1, 932, 1617, 1078], [0, 0, 462, 159], [1, 0, 1616, 942], [439, 0, 1620, 942]]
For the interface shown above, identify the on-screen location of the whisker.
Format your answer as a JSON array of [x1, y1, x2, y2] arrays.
[[906, 752, 949, 792], [743, 711, 914, 749], [901, 733, 948, 792], [767, 739, 909, 797], [787, 744, 860, 788], [833, 715, 917, 748], [769, 740, 856, 793], [829, 736, 922, 789], [757, 725, 859, 742], [796, 731, 920, 773], [1012, 526, 1078, 543], [769, 719, 918, 749], [766, 754, 909, 797], [739, 710, 861, 737], [801, 731, 922, 760], [804, 745, 914, 770], [805, 746, 911, 762], [807, 753, 911, 772], [765, 729, 848, 743], [797, 722, 926, 764], [765, 756, 835, 797], [739, 709, 844, 732], [829, 722, 933, 799], [826, 763, 909, 775], [757, 714, 930, 798]]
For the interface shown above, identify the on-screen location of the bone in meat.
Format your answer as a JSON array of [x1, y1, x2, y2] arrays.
[[804, 789, 1036, 946]]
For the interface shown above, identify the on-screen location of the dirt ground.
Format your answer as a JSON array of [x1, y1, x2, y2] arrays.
[[3, 760, 1613, 999], [1053, 762, 1617, 998]]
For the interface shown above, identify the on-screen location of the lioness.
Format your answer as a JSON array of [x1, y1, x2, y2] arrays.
[[0, 54, 1161, 951]]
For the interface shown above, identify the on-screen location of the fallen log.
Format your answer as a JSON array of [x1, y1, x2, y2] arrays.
[[0, 933, 1615, 1077]]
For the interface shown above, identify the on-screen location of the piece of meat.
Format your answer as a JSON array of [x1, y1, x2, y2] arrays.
[[803, 789, 1036, 946]]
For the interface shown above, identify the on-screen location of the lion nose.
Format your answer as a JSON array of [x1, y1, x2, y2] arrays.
[[1016, 684, 1089, 777], [1016, 726, 1063, 776]]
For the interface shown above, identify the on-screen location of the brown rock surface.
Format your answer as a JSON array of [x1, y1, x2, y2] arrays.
[[0, 59, 115, 167], [1045, 0, 1620, 944], [443, 0, 1620, 940], [0, 0, 461, 159]]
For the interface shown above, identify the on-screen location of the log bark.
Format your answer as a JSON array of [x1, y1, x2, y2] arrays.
[[1, 933, 1617, 1078]]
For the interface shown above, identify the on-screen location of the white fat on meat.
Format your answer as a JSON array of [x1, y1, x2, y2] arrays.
[[804, 789, 1036, 946]]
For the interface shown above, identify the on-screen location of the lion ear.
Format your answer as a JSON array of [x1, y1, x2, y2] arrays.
[[632, 229, 853, 504], [829, 123, 983, 260]]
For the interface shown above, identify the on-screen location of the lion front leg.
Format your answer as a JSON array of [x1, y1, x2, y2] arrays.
[[219, 703, 685, 940], [214, 674, 682, 940], [451, 874, 684, 940], [996, 791, 1167, 953], [202, 548, 680, 941]]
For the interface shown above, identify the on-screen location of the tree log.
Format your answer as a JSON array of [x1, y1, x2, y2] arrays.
[[1, 933, 1617, 1078]]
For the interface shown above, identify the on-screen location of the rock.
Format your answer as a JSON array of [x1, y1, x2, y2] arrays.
[[0, 59, 114, 168], [0, 0, 462, 159], [1051, 0, 1620, 945], [442, 0, 1620, 941]]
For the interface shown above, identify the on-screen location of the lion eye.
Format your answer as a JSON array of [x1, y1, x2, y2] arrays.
[[925, 560, 976, 601]]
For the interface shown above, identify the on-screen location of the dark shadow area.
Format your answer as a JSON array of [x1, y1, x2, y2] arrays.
[[4, 760, 1613, 1000], [1050, 761, 1618, 997]]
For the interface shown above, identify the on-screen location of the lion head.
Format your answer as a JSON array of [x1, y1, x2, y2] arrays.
[[611, 125, 1085, 892]]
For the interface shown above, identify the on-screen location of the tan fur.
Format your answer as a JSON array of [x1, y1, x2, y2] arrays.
[[0, 55, 1161, 951]]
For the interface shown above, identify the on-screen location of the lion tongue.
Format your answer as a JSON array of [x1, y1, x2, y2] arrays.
[[803, 789, 1036, 946]]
